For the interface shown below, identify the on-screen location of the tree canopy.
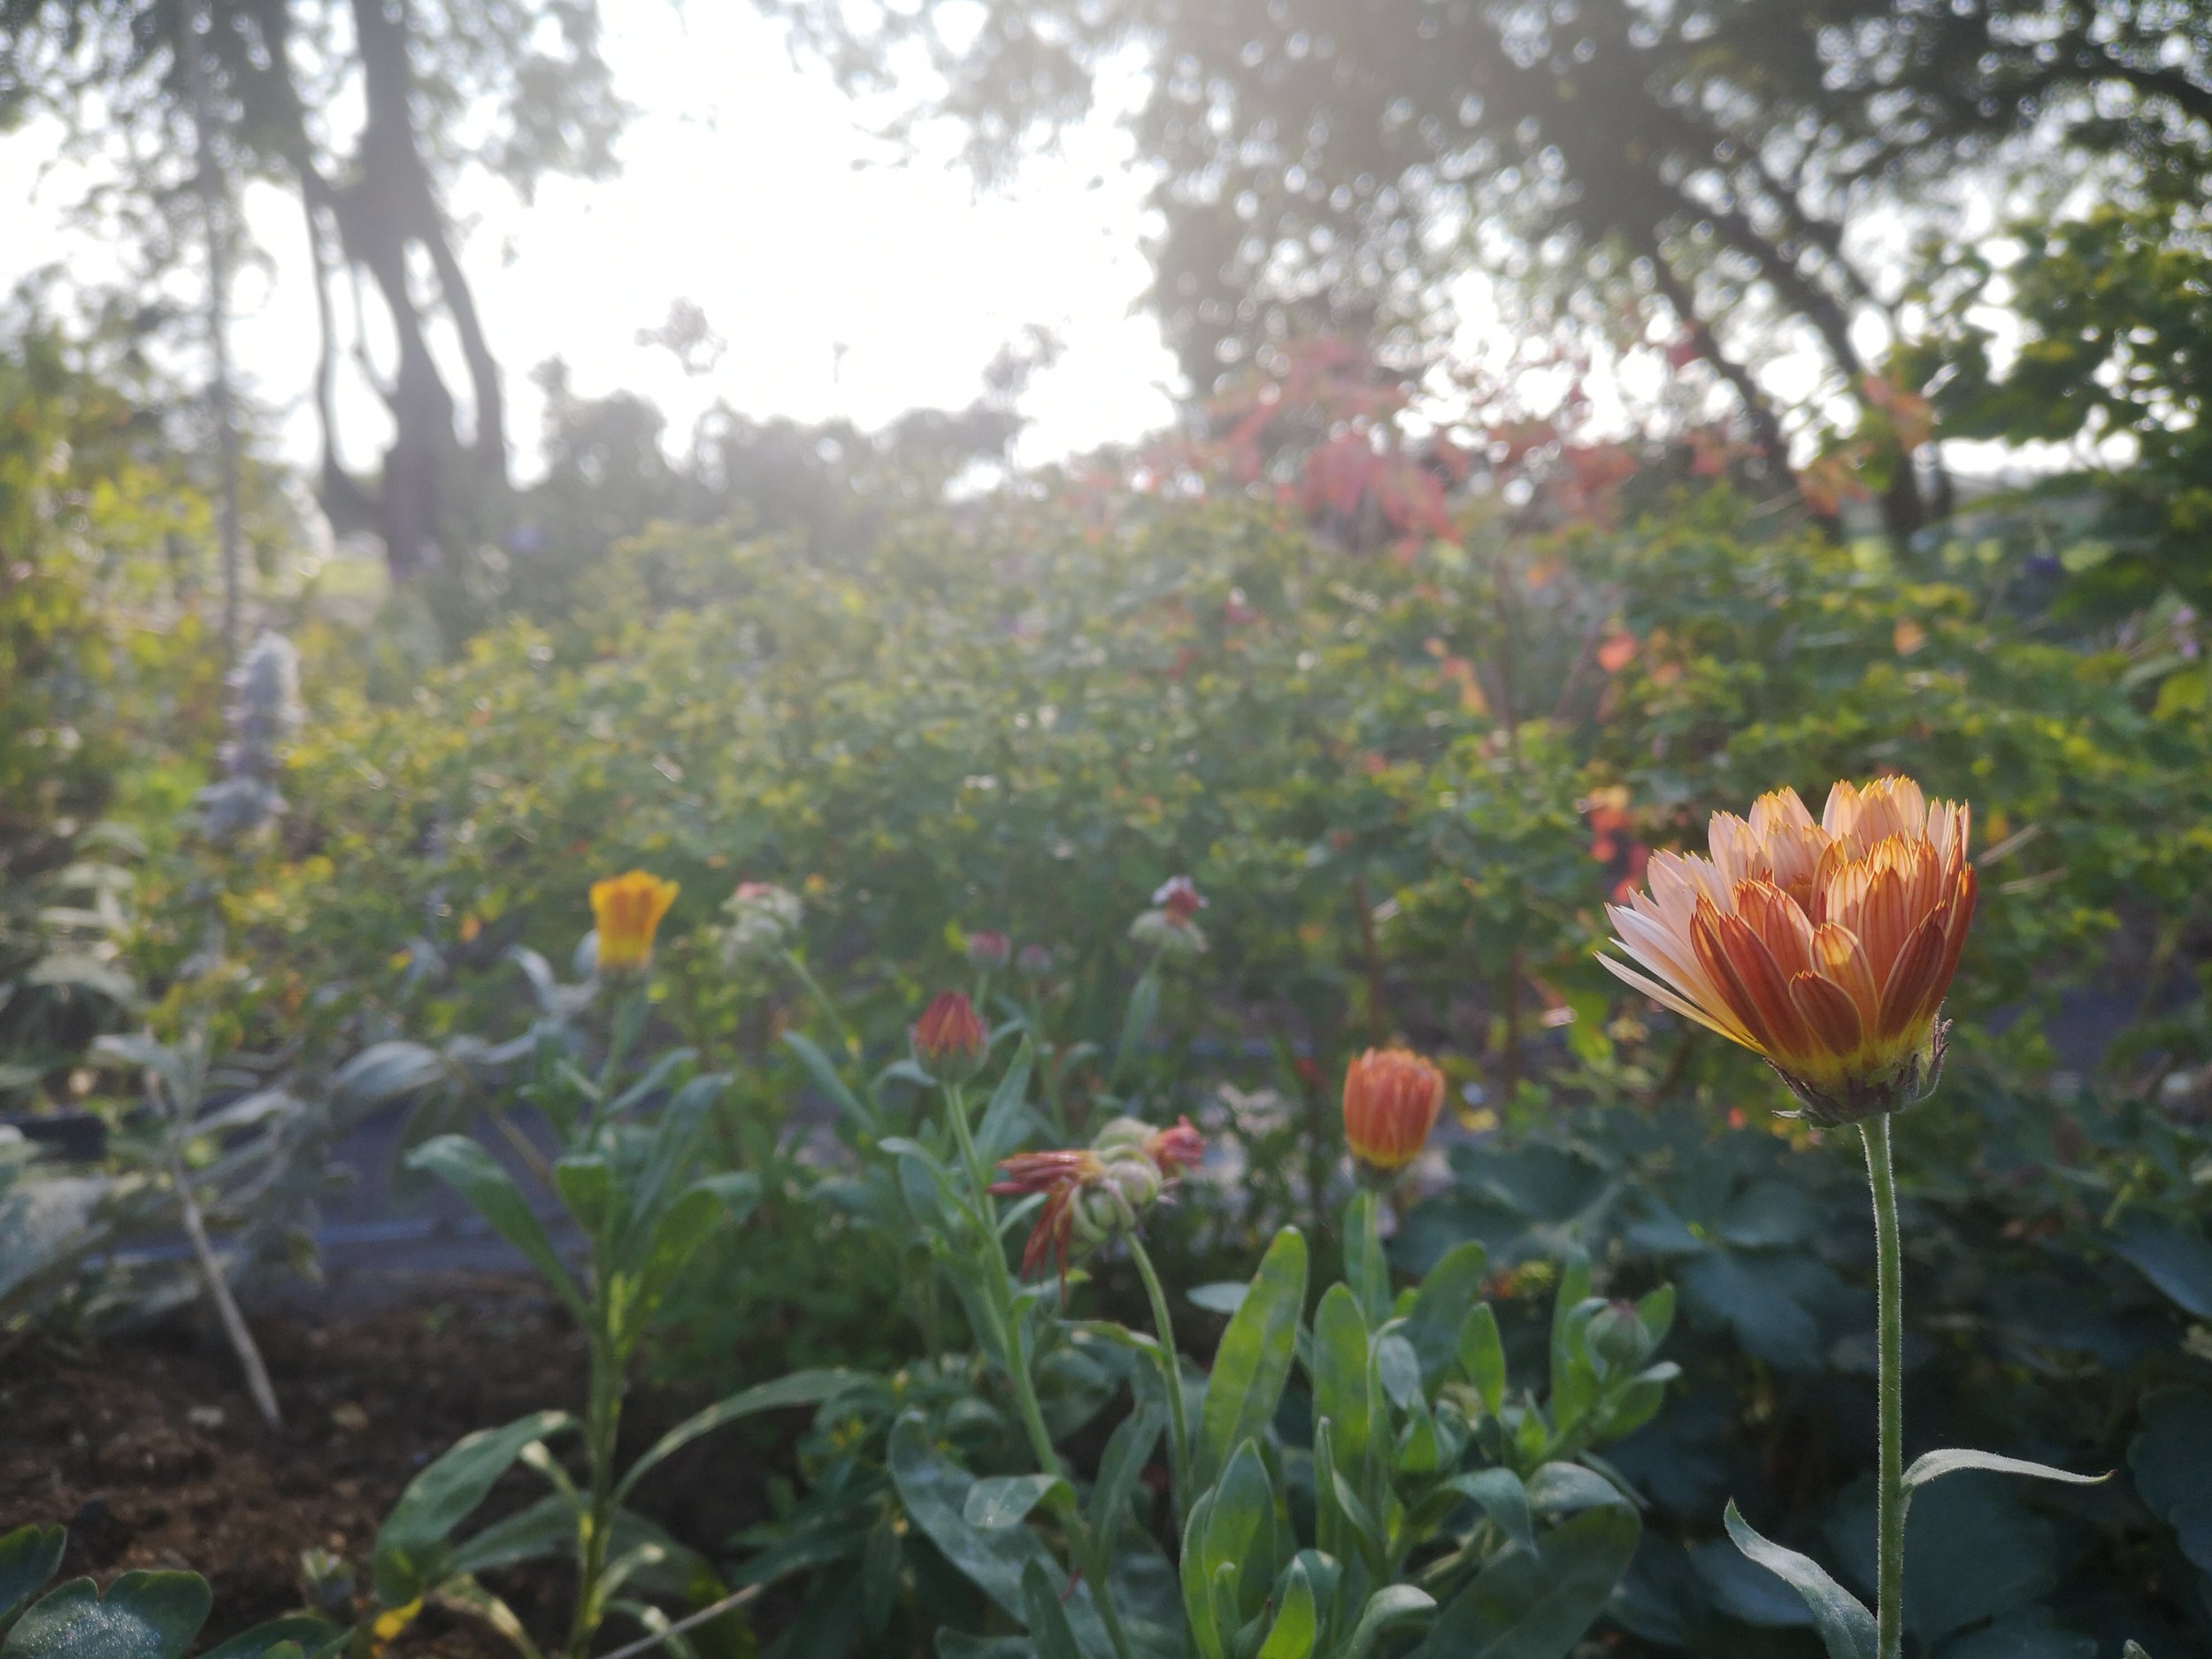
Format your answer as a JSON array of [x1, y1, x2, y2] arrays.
[[765, 0, 2212, 529], [2, 0, 626, 573]]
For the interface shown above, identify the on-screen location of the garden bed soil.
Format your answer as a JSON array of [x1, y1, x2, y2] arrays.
[[0, 1278, 768, 1655]]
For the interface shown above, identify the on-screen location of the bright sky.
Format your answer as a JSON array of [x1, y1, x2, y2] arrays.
[[0, 0, 1183, 480]]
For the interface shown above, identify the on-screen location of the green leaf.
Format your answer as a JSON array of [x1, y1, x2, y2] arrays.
[[1902, 1449, 2108, 1493], [1200, 1441, 1279, 1634], [1447, 1469, 1533, 1554], [1110, 968, 1159, 1087], [1721, 1502, 1876, 1659], [0, 1527, 65, 1625], [372, 1409, 576, 1605], [330, 1041, 448, 1112], [964, 1474, 1071, 1529], [405, 1136, 587, 1319], [1087, 1403, 1164, 1539], [1524, 1463, 1630, 1516], [2108, 1218, 2212, 1318], [0, 1571, 210, 1659], [782, 1032, 878, 1134], [1341, 1192, 1391, 1327], [2129, 1388, 2212, 1578], [1020, 1563, 1086, 1659], [1196, 1227, 1308, 1490], [444, 1494, 577, 1579], [198, 1618, 344, 1659], [1458, 1304, 1506, 1415], [1402, 1241, 1487, 1387], [886, 1413, 1109, 1653], [1340, 1586, 1435, 1659], [1310, 1285, 1375, 1488], [1254, 1557, 1318, 1659], [617, 1370, 869, 1502], [975, 1043, 1036, 1163], [1187, 1283, 1248, 1315], [1421, 1504, 1638, 1658], [1181, 1492, 1224, 1659], [554, 1156, 615, 1239]]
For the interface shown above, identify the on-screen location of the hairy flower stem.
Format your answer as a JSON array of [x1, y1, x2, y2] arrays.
[[780, 949, 861, 1059], [1863, 1114, 1905, 1659], [939, 1080, 1136, 1659], [1127, 1233, 1191, 1525]]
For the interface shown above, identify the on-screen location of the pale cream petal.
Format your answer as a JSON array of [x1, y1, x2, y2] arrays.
[[1599, 953, 1757, 1048]]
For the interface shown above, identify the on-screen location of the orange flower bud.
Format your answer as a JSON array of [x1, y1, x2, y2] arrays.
[[911, 989, 988, 1080], [588, 871, 679, 974], [1341, 1048, 1446, 1177]]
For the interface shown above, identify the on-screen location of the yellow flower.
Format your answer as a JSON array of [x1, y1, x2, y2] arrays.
[[589, 871, 680, 974], [1597, 777, 1977, 1125]]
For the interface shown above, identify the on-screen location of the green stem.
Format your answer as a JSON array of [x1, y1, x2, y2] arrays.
[[780, 949, 860, 1058], [567, 1327, 624, 1657], [1863, 1114, 1905, 1659], [942, 1079, 999, 1233], [1127, 1233, 1191, 1525]]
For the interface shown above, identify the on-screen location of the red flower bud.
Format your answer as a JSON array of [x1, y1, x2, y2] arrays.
[[1341, 1048, 1447, 1178], [964, 930, 1012, 971], [1152, 875, 1206, 921], [911, 989, 988, 1080]]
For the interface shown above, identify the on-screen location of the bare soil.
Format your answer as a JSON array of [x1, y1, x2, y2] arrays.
[[0, 1278, 773, 1655]]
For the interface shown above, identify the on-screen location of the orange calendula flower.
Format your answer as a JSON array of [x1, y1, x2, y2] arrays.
[[993, 1116, 1204, 1284], [589, 871, 680, 974], [1598, 777, 1976, 1126], [1342, 1048, 1448, 1177]]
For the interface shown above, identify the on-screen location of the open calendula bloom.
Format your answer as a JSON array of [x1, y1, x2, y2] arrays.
[[1598, 777, 1976, 1125]]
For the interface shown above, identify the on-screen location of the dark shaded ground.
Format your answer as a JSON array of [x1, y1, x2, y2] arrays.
[[0, 1278, 779, 1655]]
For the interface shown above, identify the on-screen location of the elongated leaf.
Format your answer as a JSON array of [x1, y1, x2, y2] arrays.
[[1525, 1463, 1630, 1516], [405, 1137, 585, 1318], [1182, 1492, 1223, 1659], [1721, 1502, 1876, 1659], [617, 1370, 869, 1502], [1111, 969, 1159, 1087], [975, 1044, 1036, 1163], [886, 1414, 1110, 1654], [1255, 1558, 1318, 1659], [1311, 1285, 1374, 1487], [1020, 1563, 1086, 1659], [1403, 1241, 1488, 1387], [1088, 1403, 1165, 1538], [1201, 1441, 1276, 1632], [1342, 1192, 1392, 1327], [1902, 1449, 2108, 1492], [1448, 1469, 1534, 1554], [445, 1494, 578, 1579], [1340, 1586, 1435, 1659], [330, 1041, 447, 1111], [964, 1474, 1071, 1529], [1422, 1504, 1638, 1659], [1196, 1227, 1308, 1489], [2108, 1217, 2212, 1319], [198, 1618, 344, 1659], [373, 1410, 576, 1605], [782, 1032, 878, 1133], [1459, 1304, 1506, 1415], [0, 1527, 65, 1625], [1, 1571, 210, 1659]]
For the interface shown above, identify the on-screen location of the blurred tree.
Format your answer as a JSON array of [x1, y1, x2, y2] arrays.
[[1906, 195, 2212, 613], [761, 0, 2212, 534], [0, 0, 626, 577]]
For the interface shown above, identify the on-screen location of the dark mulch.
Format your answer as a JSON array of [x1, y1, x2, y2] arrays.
[[0, 1276, 778, 1655]]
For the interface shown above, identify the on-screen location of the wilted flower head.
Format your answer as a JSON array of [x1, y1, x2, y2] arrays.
[[1597, 777, 1976, 1126], [590, 871, 680, 974], [1342, 1048, 1448, 1178], [1130, 876, 1209, 956], [1015, 942, 1056, 980], [911, 989, 988, 1081], [993, 1115, 1206, 1283], [718, 880, 803, 964], [964, 930, 1012, 971]]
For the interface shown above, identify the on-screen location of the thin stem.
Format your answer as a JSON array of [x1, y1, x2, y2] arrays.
[[568, 1315, 625, 1656], [942, 1079, 998, 1232], [597, 1586, 764, 1659], [1126, 1233, 1191, 1525], [170, 1148, 283, 1431], [1863, 1114, 1905, 1659], [780, 949, 860, 1058]]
